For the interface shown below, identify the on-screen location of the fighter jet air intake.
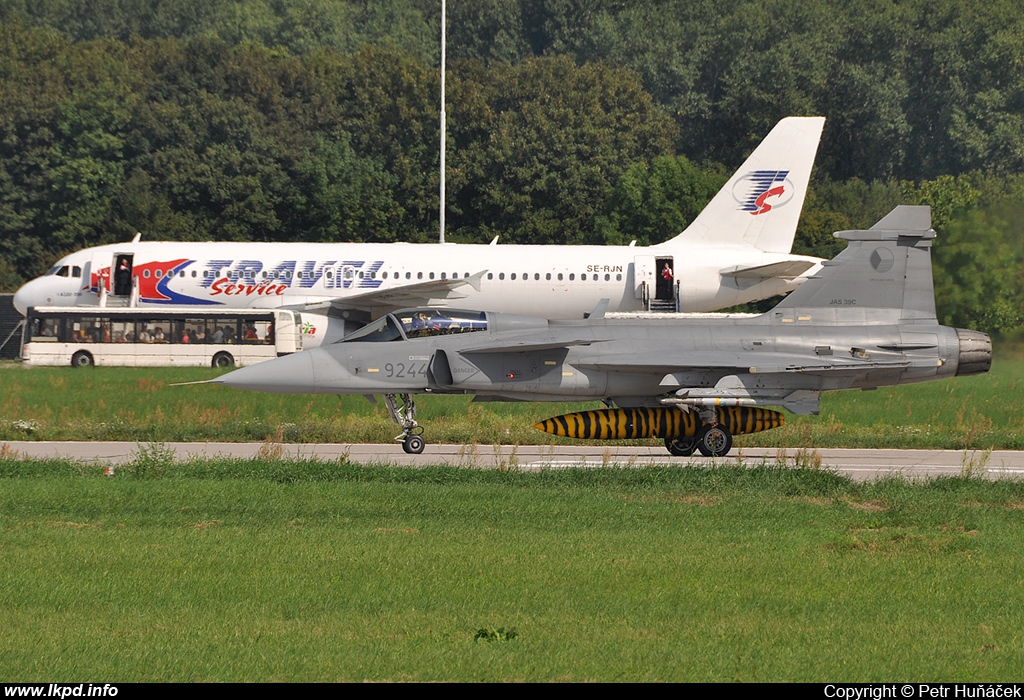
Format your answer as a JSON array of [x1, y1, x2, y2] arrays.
[[209, 206, 992, 456]]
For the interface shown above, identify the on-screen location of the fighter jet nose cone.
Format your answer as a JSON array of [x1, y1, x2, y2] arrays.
[[215, 350, 317, 393]]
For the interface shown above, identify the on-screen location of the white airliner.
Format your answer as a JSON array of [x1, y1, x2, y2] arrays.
[[13, 117, 826, 348]]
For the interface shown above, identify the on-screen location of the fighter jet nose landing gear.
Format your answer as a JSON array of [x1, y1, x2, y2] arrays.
[[385, 393, 426, 454]]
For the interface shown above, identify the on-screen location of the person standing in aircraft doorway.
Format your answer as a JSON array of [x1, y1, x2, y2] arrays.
[[114, 258, 132, 296], [660, 262, 674, 297]]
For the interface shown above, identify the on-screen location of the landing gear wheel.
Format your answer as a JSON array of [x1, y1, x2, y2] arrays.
[[664, 437, 697, 456], [403, 434, 425, 454], [71, 350, 94, 368], [386, 393, 427, 454], [697, 425, 732, 457]]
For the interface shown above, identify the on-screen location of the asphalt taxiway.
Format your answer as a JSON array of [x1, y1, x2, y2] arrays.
[[3, 441, 1023, 481]]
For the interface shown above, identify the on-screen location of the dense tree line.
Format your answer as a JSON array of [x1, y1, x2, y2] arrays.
[[0, 0, 1022, 334]]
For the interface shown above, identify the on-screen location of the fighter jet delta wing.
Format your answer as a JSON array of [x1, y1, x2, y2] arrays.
[[572, 351, 913, 374], [460, 337, 602, 354]]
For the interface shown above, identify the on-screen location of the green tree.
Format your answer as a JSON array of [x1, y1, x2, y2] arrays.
[[450, 56, 678, 244], [595, 155, 724, 246]]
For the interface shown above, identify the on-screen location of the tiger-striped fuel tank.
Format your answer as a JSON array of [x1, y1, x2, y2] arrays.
[[533, 406, 784, 439]]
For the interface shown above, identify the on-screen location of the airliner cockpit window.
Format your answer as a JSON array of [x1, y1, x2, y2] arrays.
[[397, 310, 487, 338]]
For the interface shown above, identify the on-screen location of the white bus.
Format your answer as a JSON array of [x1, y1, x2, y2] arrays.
[[21, 306, 303, 368]]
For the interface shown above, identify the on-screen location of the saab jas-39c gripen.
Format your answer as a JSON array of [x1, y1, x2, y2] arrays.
[[15, 118, 826, 347], [209, 205, 992, 456]]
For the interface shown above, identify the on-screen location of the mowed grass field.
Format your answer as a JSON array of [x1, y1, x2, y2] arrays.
[[2, 459, 1024, 682], [0, 356, 1021, 449]]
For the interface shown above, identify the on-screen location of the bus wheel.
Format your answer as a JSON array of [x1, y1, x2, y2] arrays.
[[71, 350, 94, 368], [212, 352, 235, 368]]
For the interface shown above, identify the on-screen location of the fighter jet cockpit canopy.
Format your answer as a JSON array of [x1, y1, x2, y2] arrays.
[[337, 309, 488, 343]]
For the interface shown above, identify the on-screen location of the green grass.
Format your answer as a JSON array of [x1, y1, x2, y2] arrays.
[[0, 358, 1020, 449], [2, 459, 1023, 681]]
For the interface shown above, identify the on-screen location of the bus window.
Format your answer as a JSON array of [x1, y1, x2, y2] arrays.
[[30, 317, 59, 340], [185, 319, 207, 343], [110, 319, 132, 343]]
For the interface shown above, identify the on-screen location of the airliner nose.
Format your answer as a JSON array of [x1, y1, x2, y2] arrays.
[[12, 278, 45, 316]]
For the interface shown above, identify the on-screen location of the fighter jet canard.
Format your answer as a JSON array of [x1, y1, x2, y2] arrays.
[[209, 205, 992, 456]]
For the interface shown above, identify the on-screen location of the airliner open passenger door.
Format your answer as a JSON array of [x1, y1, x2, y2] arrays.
[[634, 256, 655, 301]]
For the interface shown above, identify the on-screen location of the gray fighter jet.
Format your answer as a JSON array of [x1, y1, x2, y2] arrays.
[[211, 206, 992, 456]]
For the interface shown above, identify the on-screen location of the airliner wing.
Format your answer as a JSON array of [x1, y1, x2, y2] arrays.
[[297, 271, 487, 314], [719, 259, 817, 280]]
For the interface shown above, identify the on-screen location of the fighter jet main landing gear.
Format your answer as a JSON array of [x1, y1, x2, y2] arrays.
[[663, 408, 733, 457], [384, 393, 426, 454], [696, 424, 732, 457], [664, 437, 697, 456]]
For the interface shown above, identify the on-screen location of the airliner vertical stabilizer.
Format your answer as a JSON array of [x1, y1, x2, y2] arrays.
[[666, 116, 825, 254]]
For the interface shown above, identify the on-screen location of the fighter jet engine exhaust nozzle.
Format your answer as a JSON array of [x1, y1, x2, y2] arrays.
[[955, 328, 993, 377]]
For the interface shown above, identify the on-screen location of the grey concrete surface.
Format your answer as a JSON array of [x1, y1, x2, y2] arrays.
[[2, 441, 1022, 481]]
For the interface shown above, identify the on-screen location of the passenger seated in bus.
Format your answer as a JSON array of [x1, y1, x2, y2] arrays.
[[212, 326, 225, 343], [195, 328, 206, 343], [138, 327, 152, 342], [181, 329, 191, 344], [243, 322, 258, 342], [153, 327, 166, 342]]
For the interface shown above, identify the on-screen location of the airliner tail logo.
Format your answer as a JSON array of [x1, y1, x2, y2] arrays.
[[733, 170, 793, 215]]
